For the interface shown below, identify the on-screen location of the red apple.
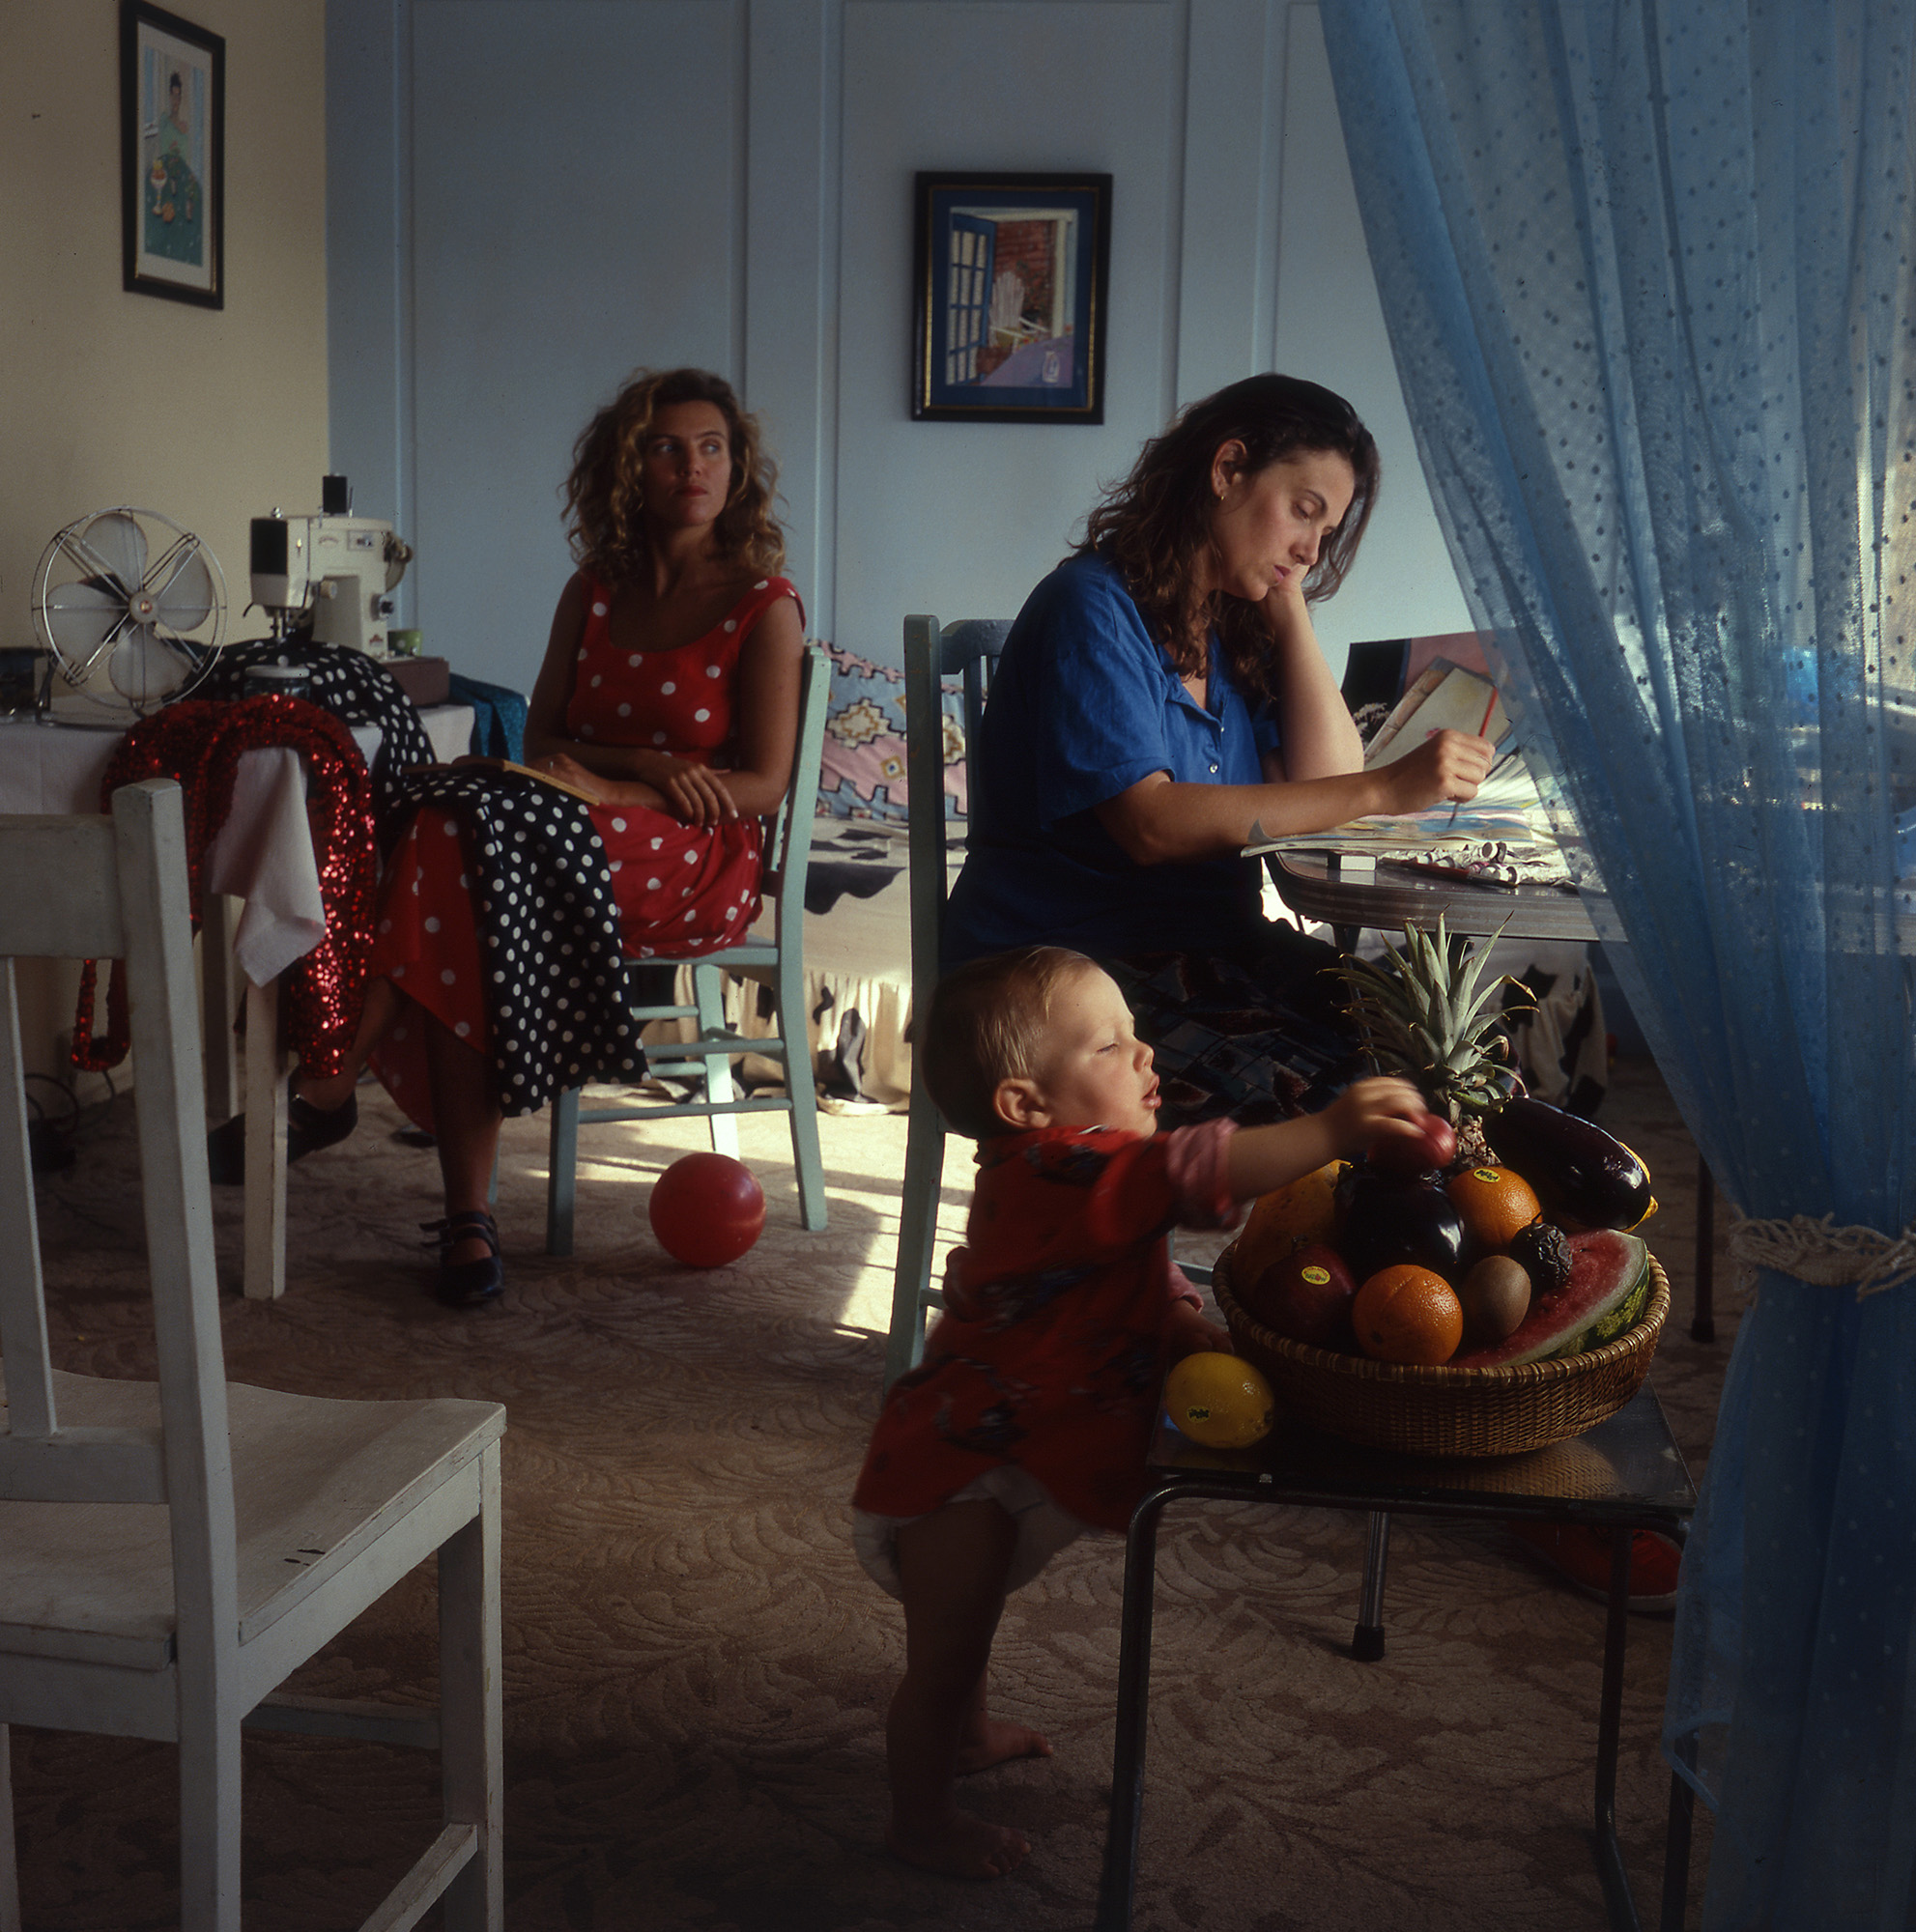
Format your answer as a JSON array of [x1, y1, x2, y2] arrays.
[[1367, 1109, 1457, 1176], [1244, 1240, 1359, 1350]]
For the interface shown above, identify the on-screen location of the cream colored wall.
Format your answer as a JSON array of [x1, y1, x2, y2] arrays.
[[2, 0, 329, 642], [3, 0, 329, 1096]]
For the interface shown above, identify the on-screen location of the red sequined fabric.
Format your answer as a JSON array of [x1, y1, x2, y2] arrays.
[[72, 696, 377, 1079]]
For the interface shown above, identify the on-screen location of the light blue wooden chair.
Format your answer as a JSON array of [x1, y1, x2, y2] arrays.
[[884, 615, 1012, 1387], [545, 642, 831, 1253]]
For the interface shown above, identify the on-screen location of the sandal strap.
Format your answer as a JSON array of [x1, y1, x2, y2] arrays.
[[421, 1210, 500, 1258]]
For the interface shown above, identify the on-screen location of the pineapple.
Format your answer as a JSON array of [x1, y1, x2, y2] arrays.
[[1331, 916, 1529, 1169]]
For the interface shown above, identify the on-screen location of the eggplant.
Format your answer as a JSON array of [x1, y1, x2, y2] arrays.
[[1484, 1096, 1656, 1232], [1335, 1170, 1467, 1284]]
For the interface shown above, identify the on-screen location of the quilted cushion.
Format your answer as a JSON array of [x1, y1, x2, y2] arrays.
[[815, 642, 967, 822]]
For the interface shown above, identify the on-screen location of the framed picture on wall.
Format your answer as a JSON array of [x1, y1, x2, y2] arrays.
[[911, 171, 1111, 423], [121, 0, 224, 307]]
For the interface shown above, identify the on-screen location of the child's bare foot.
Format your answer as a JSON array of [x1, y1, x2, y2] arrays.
[[887, 1810, 1030, 1879], [956, 1716, 1053, 1775]]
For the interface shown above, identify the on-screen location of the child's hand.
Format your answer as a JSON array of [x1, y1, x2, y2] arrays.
[[1165, 1301, 1234, 1359], [1324, 1076, 1430, 1158]]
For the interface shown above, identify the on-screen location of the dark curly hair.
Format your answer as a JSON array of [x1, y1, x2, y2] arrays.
[[1076, 374, 1379, 703], [561, 368, 784, 586]]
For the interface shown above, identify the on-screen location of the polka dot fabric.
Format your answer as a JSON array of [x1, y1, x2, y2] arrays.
[[372, 768, 642, 1128], [363, 574, 799, 1131], [202, 639, 438, 840]]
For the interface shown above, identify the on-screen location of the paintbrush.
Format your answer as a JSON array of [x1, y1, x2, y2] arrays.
[[1446, 685, 1501, 829]]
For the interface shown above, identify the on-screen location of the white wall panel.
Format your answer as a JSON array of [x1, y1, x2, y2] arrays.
[[1176, 0, 1283, 409], [327, 0, 1470, 687], [410, 0, 745, 683], [834, 0, 1184, 657], [1273, 2, 1472, 660]]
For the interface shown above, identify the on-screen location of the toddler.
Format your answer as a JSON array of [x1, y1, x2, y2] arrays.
[[852, 945, 1426, 1879]]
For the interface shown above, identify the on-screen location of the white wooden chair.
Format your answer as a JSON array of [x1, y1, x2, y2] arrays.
[[0, 779, 504, 1932]]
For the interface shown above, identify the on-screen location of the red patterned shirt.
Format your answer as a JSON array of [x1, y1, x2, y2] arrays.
[[854, 1120, 1241, 1532]]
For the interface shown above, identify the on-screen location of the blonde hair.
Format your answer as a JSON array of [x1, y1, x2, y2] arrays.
[[919, 947, 1098, 1140], [561, 367, 784, 586]]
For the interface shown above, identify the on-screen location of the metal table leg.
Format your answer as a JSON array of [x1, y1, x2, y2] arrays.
[[1653, 1747, 1700, 1924], [1352, 1511, 1390, 1661], [1095, 1484, 1171, 1932], [1592, 1523, 1640, 1931]]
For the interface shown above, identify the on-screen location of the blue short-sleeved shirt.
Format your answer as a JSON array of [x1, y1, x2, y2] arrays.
[[943, 554, 1280, 964]]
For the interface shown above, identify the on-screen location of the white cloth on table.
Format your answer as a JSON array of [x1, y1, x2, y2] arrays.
[[0, 706, 473, 985]]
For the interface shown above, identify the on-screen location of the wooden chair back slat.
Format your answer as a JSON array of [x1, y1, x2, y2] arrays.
[[0, 782, 224, 1520]]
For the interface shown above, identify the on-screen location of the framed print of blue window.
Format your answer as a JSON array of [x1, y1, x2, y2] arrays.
[[912, 172, 1111, 424]]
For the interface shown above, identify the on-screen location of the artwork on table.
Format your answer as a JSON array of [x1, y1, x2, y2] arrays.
[[911, 171, 1111, 423], [121, 0, 224, 307]]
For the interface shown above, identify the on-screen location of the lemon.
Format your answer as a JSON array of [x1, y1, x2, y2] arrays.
[[1163, 1353, 1275, 1449]]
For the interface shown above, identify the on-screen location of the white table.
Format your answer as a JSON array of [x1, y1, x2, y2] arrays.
[[0, 704, 473, 1299]]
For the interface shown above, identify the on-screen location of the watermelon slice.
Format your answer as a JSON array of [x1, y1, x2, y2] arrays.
[[1451, 1229, 1653, 1368]]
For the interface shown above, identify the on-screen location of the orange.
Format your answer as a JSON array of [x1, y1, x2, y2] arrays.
[[1163, 1353, 1275, 1449], [1352, 1265, 1465, 1365], [1445, 1165, 1542, 1251], [1234, 1161, 1346, 1279]]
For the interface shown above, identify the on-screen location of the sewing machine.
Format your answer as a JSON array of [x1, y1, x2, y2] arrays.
[[249, 474, 414, 655]]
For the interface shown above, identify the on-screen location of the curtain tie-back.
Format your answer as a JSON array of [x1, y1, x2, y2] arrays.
[[1727, 1212, 1916, 1300]]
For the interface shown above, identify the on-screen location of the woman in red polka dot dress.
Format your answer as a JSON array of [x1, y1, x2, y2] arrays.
[[278, 368, 806, 1305]]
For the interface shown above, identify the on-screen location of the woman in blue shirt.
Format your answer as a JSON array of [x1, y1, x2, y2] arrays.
[[945, 375, 1490, 1124]]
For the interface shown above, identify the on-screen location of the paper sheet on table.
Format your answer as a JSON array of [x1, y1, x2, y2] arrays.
[[1245, 656, 1570, 874], [1363, 659, 1509, 767]]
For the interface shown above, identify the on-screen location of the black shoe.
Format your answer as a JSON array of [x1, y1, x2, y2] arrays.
[[427, 1209, 503, 1308], [206, 1083, 359, 1185]]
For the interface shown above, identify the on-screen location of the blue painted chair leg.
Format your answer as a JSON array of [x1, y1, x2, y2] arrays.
[[546, 1086, 581, 1256], [885, 1082, 946, 1388], [778, 964, 828, 1231], [695, 965, 741, 1160]]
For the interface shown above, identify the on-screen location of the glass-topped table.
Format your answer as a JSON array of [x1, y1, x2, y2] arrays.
[[1096, 1382, 1699, 1932]]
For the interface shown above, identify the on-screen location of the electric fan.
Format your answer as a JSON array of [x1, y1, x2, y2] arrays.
[[31, 507, 228, 719]]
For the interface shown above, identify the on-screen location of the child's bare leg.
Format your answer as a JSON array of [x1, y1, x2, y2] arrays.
[[887, 1500, 1033, 1879], [956, 1672, 1053, 1775]]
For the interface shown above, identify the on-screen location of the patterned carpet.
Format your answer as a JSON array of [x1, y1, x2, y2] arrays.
[[10, 1057, 1734, 1930]]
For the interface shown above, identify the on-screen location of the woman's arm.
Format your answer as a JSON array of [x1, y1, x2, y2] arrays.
[[703, 595, 806, 819], [1094, 727, 1493, 865], [521, 573, 595, 766], [1258, 582, 1363, 781], [520, 575, 672, 798], [532, 594, 806, 823], [522, 577, 804, 822]]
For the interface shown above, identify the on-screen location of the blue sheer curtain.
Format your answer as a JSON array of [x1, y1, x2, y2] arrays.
[[1317, 3, 1916, 1921]]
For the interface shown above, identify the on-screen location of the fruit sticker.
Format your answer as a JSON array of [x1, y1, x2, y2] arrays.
[[1301, 1265, 1330, 1285]]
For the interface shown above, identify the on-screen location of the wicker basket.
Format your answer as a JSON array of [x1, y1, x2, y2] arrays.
[[1214, 1242, 1670, 1459]]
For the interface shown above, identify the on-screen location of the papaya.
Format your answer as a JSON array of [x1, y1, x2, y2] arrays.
[[1484, 1096, 1656, 1232], [1451, 1229, 1652, 1367]]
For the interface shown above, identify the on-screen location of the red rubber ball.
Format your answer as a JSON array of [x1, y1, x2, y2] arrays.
[[648, 1151, 766, 1267]]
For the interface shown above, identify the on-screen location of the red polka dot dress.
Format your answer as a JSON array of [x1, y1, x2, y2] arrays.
[[365, 573, 800, 1134]]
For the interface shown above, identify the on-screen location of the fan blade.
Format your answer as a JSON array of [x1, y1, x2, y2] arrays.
[[108, 625, 188, 703], [77, 512, 149, 596], [150, 543, 216, 632], [44, 581, 126, 656]]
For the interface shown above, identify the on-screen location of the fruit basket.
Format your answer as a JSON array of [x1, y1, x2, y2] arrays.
[[1213, 1241, 1670, 1459]]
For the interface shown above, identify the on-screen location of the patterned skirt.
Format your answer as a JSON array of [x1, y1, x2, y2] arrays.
[[1101, 924, 1364, 1129]]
